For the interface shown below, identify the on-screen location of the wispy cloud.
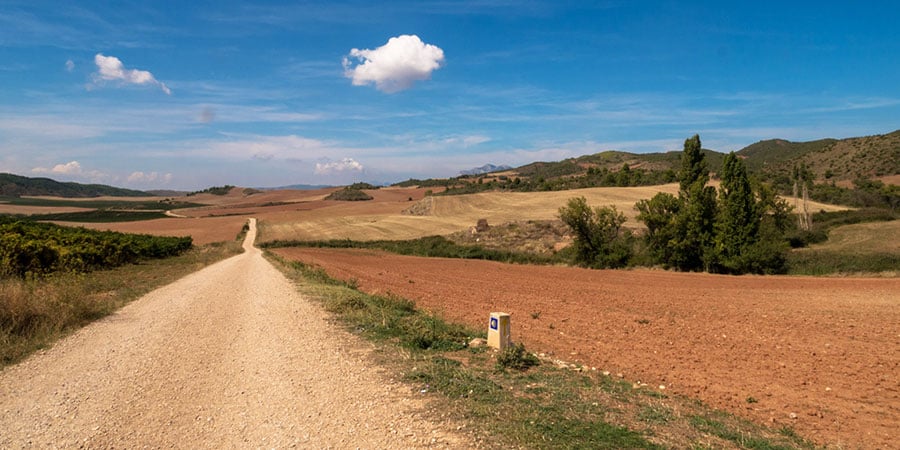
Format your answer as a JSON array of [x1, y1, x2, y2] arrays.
[[127, 171, 173, 185], [802, 97, 900, 114], [315, 158, 364, 175], [92, 53, 171, 95], [343, 35, 445, 93]]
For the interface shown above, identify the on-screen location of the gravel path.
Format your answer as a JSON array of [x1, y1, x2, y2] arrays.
[[0, 219, 467, 448]]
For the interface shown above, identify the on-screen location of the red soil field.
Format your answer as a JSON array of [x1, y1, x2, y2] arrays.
[[273, 247, 900, 449]]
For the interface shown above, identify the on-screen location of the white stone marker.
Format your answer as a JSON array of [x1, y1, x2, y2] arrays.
[[487, 312, 511, 351]]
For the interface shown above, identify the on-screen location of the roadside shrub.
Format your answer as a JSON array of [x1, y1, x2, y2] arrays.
[[496, 342, 540, 371], [0, 218, 192, 278]]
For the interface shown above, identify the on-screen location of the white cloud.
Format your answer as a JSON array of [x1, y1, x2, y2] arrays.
[[343, 35, 444, 93], [31, 161, 112, 183], [127, 171, 173, 184], [92, 53, 171, 95], [65, 59, 75, 72], [33, 160, 83, 175], [315, 158, 364, 175]]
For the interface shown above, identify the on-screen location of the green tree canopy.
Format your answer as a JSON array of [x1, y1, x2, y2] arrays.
[[558, 197, 632, 268]]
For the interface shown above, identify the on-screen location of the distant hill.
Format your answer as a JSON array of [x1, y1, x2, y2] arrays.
[[513, 149, 725, 179], [460, 164, 512, 176], [736, 130, 900, 182], [0, 173, 149, 198], [392, 129, 898, 196], [505, 130, 898, 184]]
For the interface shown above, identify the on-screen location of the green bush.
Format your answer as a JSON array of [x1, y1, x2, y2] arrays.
[[558, 197, 634, 268], [324, 188, 373, 201]]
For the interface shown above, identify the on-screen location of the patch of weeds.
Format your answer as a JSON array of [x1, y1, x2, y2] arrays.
[[530, 310, 541, 319], [529, 417, 659, 449], [1, 241, 241, 367], [689, 414, 809, 450], [496, 342, 540, 371], [405, 356, 502, 399], [638, 404, 674, 424]]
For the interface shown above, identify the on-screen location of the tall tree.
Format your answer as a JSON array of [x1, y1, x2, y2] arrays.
[[672, 135, 718, 271], [714, 152, 760, 273]]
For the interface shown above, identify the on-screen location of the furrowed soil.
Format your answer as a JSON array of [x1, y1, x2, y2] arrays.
[[273, 247, 900, 449]]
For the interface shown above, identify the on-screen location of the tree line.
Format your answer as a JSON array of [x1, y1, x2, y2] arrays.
[[560, 135, 792, 274]]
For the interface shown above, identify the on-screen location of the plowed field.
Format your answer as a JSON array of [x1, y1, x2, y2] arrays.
[[273, 247, 900, 449]]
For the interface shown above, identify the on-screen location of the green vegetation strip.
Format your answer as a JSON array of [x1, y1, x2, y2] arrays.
[[1, 218, 193, 277], [0, 196, 204, 210], [266, 252, 815, 449], [786, 251, 899, 276], [262, 235, 561, 265], [28, 210, 169, 222], [1, 240, 243, 367]]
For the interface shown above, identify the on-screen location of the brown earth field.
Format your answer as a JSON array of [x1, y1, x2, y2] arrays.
[[272, 247, 900, 449]]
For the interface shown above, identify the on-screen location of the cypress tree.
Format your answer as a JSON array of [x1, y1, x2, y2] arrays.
[[714, 152, 759, 273], [671, 135, 717, 271]]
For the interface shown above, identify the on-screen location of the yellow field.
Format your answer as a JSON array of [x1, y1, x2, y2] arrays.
[[257, 184, 850, 243], [807, 220, 900, 254]]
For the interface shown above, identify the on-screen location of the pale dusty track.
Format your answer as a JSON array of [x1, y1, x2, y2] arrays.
[[0, 219, 467, 448]]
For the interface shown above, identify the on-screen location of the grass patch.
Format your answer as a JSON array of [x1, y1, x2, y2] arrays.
[[267, 251, 816, 449], [786, 250, 899, 275], [689, 413, 808, 450], [1, 240, 242, 367]]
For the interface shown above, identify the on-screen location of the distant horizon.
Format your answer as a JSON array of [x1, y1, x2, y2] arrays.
[[3, 2, 899, 190], [4, 124, 895, 193]]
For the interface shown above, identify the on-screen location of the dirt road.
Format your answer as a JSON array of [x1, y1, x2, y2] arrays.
[[0, 220, 466, 448]]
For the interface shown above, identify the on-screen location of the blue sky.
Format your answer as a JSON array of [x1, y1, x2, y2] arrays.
[[1, 1, 898, 190]]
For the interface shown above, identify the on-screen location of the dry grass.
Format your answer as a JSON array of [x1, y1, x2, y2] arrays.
[[808, 220, 900, 254], [258, 184, 850, 243], [0, 241, 242, 366]]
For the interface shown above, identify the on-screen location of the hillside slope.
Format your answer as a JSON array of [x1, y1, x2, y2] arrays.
[[411, 130, 899, 189], [737, 130, 900, 182]]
